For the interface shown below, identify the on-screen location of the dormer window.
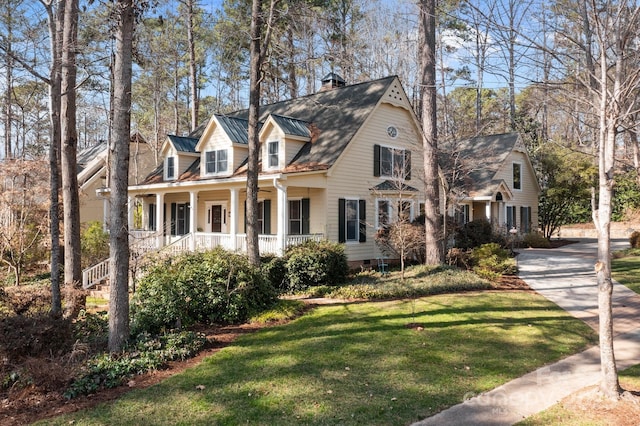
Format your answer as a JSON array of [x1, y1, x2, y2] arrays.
[[268, 141, 279, 168], [166, 156, 176, 179], [205, 149, 228, 174], [374, 145, 411, 180]]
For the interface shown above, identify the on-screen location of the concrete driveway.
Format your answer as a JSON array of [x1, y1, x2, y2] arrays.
[[412, 238, 640, 426]]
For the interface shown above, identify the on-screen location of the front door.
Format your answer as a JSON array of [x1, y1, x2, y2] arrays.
[[206, 202, 227, 233]]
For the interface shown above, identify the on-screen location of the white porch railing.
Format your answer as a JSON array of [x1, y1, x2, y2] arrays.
[[82, 258, 110, 289], [82, 231, 325, 289]]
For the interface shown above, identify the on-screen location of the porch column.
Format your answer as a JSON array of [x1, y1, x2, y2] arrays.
[[189, 190, 198, 250], [128, 196, 135, 230], [274, 179, 288, 255], [230, 188, 239, 251], [485, 202, 491, 223], [156, 193, 164, 248], [102, 197, 109, 232]]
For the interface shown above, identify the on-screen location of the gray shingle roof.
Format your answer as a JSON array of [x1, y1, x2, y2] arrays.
[[226, 76, 397, 168], [441, 132, 521, 197], [77, 141, 107, 171]]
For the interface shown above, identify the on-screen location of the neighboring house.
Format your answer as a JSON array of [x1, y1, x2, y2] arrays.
[[443, 132, 541, 234], [126, 74, 433, 265], [78, 133, 156, 226]]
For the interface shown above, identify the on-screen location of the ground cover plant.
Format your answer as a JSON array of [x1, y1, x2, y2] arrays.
[[38, 292, 596, 425]]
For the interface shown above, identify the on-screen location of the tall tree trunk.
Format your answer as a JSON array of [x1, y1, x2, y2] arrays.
[[186, 0, 198, 131], [419, 0, 442, 265], [3, 1, 13, 160], [246, 0, 263, 266], [45, 0, 63, 316], [60, 0, 82, 315], [108, 0, 133, 353]]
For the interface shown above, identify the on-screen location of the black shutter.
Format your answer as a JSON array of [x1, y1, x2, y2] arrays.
[[170, 203, 177, 236], [404, 150, 411, 180], [338, 198, 346, 243], [264, 200, 271, 234], [373, 144, 381, 177], [359, 200, 366, 242], [302, 198, 310, 234]]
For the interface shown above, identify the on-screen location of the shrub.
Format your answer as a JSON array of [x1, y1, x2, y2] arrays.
[[630, 231, 640, 249], [261, 255, 289, 293], [470, 243, 517, 281], [446, 247, 472, 269], [522, 231, 551, 248], [131, 248, 277, 334], [284, 240, 349, 291], [81, 221, 110, 269], [455, 219, 502, 249]]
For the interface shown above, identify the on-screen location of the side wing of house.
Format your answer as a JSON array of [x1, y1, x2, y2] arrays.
[[491, 137, 541, 233]]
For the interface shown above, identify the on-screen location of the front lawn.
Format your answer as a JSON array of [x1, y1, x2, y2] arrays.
[[612, 249, 640, 293], [39, 291, 596, 425]]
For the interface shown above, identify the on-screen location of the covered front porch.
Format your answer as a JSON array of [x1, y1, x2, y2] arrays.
[[127, 175, 328, 257]]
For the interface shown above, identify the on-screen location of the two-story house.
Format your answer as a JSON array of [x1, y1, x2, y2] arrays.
[[126, 74, 433, 265]]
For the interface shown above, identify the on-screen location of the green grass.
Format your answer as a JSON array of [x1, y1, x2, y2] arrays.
[[38, 292, 596, 426], [518, 365, 640, 425], [612, 250, 640, 294]]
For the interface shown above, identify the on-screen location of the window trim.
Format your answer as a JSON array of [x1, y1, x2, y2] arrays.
[[505, 205, 516, 229], [339, 198, 366, 243], [512, 161, 522, 191], [166, 156, 176, 180], [204, 149, 229, 175], [374, 144, 411, 180], [267, 141, 279, 169]]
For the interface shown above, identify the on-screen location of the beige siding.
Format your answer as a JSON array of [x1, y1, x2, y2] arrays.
[[199, 127, 242, 177], [284, 139, 306, 165], [262, 126, 283, 171], [79, 179, 105, 224], [326, 102, 425, 261], [493, 150, 540, 230]]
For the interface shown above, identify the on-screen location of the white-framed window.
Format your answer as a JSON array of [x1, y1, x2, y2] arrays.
[[374, 145, 411, 180], [520, 206, 531, 233], [289, 199, 302, 235], [166, 156, 176, 179], [339, 198, 366, 243], [268, 141, 279, 168], [287, 198, 309, 235], [205, 149, 228, 174], [345, 199, 359, 241], [376, 198, 414, 229], [506, 205, 516, 229], [456, 204, 470, 225], [512, 162, 522, 190]]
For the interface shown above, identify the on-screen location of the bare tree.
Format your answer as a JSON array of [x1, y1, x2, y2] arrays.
[[108, 0, 134, 353], [419, 0, 442, 265], [0, 159, 49, 286]]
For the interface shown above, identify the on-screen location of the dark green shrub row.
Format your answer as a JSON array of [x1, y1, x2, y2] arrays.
[[262, 240, 349, 293], [455, 219, 505, 249], [64, 331, 206, 399], [131, 247, 277, 334]]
